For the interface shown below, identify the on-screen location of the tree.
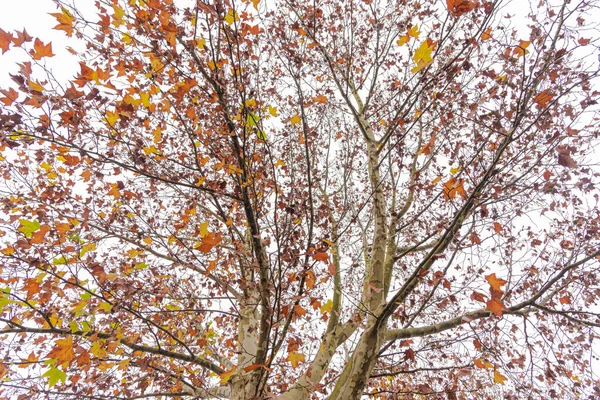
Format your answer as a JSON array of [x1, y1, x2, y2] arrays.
[[0, 0, 599, 398]]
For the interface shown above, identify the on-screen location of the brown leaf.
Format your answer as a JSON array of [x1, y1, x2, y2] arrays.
[[0, 28, 13, 54], [486, 297, 505, 316], [557, 146, 577, 168]]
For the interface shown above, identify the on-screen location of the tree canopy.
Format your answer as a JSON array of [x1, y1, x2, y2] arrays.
[[1, 0, 600, 399]]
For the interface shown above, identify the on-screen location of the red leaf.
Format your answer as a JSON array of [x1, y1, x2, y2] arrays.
[[578, 37, 591, 46]]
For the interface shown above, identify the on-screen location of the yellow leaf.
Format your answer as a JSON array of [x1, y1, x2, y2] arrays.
[[320, 299, 333, 313], [251, 0, 260, 9], [224, 9, 238, 25], [105, 111, 119, 126], [199, 221, 209, 238], [267, 105, 279, 117], [288, 352, 305, 368], [290, 114, 301, 125], [28, 80, 45, 92], [494, 369, 508, 384], [245, 98, 257, 108], [196, 37, 206, 49], [450, 166, 461, 175], [407, 25, 420, 38], [121, 33, 131, 44], [396, 35, 409, 46]]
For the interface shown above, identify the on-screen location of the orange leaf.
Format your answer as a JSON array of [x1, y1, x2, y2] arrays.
[[313, 95, 328, 104], [533, 89, 554, 108], [559, 294, 571, 305], [481, 27, 492, 41], [31, 225, 51, 244], [486, 297, 505, 316], [46, 336, 76, 366], [492, 222, 503, 234], [197, 232, 222, 254], [469, 231, 481, 244], [485, 273, 507, 292], [219, 366, 237, 384], [513, 40, 530, 57], [0, 88, 18, 106], [312, 251, 329, 262], [50, 6, 75, 37], [443, 177, 467, 201], [0, 28, 13, 54], [447, 0, 477, 16], [30, 38, 55, 60], [470, 291, 486, 303]]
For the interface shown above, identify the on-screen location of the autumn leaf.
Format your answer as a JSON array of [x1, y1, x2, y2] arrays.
[[46, 336, 76, 367], [30, 38, 55, 60], [533, 89, 554, 108], [447, 0, 477, 16], [443, 177, 467, 201], [290, 114, 301, 125], [493, 369, 508, 384], [50, 6, 75, 37], [557, 146, 577, 168], [407, 25, 420, 38], [396, 35, 409, 46], [0, 88, 18, 106], [196, 232, 222, 254], [513, 40, 530, 57], [485, 273, 506, 292], [18, 219, 40, 238], [470, 291, 486, 303], [486, 298, 506, 317], [0, 28, 13, 54], [13, 29, 32, 47], [411, 39, 436, 73], [43, 365, 67, 387], [481, 27, 493, 41], [320, 299, 334, 313], [219, 366, 237, 384], [312, 251, 329, 262], [288, 352, 305, 368]]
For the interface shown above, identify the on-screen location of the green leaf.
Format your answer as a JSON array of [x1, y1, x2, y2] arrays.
[[18, 219, 40, 238], [43, 365, 67, 387], [246, 112, 267, 141]]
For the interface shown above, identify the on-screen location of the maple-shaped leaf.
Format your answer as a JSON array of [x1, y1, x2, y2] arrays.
[[485, 273, 506, 292], [288, 351, 305, 368], [397, 35, 409, 46], [290, 114, 301, 125], [493, 369, 508, 384], [557, 146, 577, 168], [0, 88, 18, 106], [43, 365, 67, 387], [50, 6, 75, 37], [196, 232, 222, 254], [46, 336, 76, 366], [411, 39, 436, 73], [320, 299, 334, 313], [13, 29, 32, 47], [0, 28, 13, 54], [407, 25, 420, 38], [513, 40, 530, 57], [30, 38, 55, 60], [486, 297, 506, 316], [443, 177, 467, 201], [31, 225, 51, 244], [18, 219, 40, 238], [447, 0, 477, 16]]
